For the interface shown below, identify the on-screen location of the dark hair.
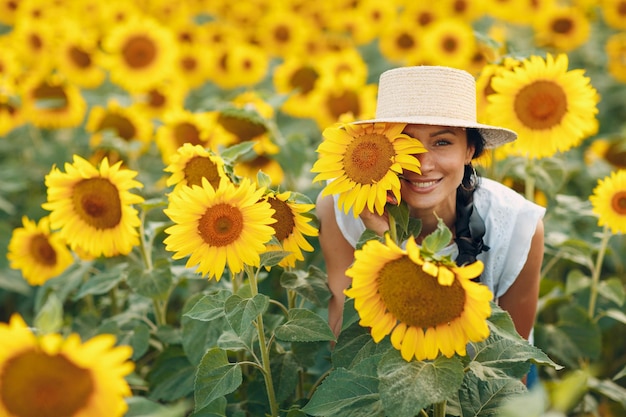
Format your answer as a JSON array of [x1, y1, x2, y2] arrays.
[[454, 128, 489, 274]]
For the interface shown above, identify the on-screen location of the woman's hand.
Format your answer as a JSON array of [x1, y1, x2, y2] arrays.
[[359, 192, 396, 236]]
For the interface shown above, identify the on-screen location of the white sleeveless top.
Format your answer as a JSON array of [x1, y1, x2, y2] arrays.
[[333, 177, 546, 299]]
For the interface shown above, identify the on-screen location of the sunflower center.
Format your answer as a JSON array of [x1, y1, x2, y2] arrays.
[[397, 33, 416, 49], [33, 82, 68, 111], [98, 113, 137, 140], [122, 35, 157, 69], [552, 18, 573, 35], [611, 191, 626, 215], [290, 67, 318, 94], [181, 56, 198, 72], [217, 114, 267, 142], [267, 197, 295, 241], [174, 121, 203, 147], [343, 132, 395, 185], [198, 203, 244, 247], [378, 256, 466, 328], [0, 349, 94, 417], [442, 36, 458, 53], [72, 178, 123, 230], [184, 156, 221, 188], [514, 80, 567, 130], [148, 89, 166, 108], [69, 46, 92, 68], [327, 90, 360, 120], [29, 234, 57, 266]]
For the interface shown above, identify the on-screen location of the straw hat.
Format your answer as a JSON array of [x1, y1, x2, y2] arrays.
[[354, 66, 517, 148]]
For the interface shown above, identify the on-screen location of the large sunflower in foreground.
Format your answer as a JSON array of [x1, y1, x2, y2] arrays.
[[7, 216, 74, 286], [486, 53, 599, 159], [589, 170, 626, 235], [345, 235, 493, 361], [312, 122, 424, 217], [262, 191, 318, 268], [0, 314, 134, 417], [164, 177, 276, 280], [42, 155, 144, 258]]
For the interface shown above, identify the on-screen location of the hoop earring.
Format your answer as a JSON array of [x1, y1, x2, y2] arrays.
[[460, 163, 477, 192]]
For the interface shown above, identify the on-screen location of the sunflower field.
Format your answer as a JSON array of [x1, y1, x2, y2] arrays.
[[1, 0, 626, 416]]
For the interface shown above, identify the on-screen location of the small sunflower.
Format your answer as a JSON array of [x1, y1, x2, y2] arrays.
[[131, 78, 189, 120], [42, 155, 144, 258], [533, 5, 591, 52], [174, 41, 214, 89], [606, 32, 626, 83], [272, 58, 322, 118], [164, 143, 228, 191], [85, 100, 153, 156], [102, 17, 178, 92], [55, 23, 106, 89], [7, 216, 74, 286], [164, 177, 277, 280], [0, 314, 134, 417], [308, 82, 378, 131], [212, 107, 278, 156], [209, 42, 270, 90], [0, 89, 24, 137], [379, 19, 426, 65], [156, 109, 215, 165], [262, 191, 318, 268], [487, 53, 599, 159], [589, 170, 626, 234], [600, 0, 626, 30], [345, 235, 492, 361], [312, 122, 425, 217], [20, 74, 87, 130], [421, 18, 477, 69], [253, 8, 312, 58], [234, 154, 285, 186]]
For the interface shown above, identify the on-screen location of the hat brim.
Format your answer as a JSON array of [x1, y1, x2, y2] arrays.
[[352, 116, 517, 149]]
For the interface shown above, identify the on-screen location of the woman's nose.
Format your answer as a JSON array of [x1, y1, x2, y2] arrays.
[[415, 151, 434, 172]]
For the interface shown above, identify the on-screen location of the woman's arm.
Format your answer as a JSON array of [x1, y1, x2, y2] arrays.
[[316, 193, 357, 338], [498, 218, 544, 340]]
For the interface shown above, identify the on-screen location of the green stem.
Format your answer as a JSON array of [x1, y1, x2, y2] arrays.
[[246, 265, 279, 417], [588, 224, 611, 318], [418, 410, 429, 417], [434, 400, 446, 417]]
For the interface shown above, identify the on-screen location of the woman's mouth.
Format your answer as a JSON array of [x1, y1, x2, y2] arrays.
[[398, 175, 440, 189]]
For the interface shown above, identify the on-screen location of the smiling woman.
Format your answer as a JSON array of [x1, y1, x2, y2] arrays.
[[314, 66, 545, 362]]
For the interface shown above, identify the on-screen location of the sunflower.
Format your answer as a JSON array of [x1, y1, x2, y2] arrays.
[[0, 82, 24, 137], [378, 18, 426, 65], [487, 53, 599, 159], [533, 5, 591, 52], [600, 0, 626, 30], [42, 155, 144, 258], [272, 58, 322, 118], [345, 235, 493, 361], [262, 191, 318, 268], [253, 8, 312, 58], [421, 18, 477, 70], [212, 107, 278, 156], [0, 0, 19, 25], [156, 109, 215, 165], [589, 170, 626, 234], [209, 42, 269, 90], [102, 17, 178, 92], [131, 78, 189, 120], [163, 177, 277, 280], [7, 216, 74, 286], [20, 73, 87, 130], [164, 143, 228, 191], [312, 122, 425, 217], [174, 41, 214, 89], [606, 32, 626, 83], [85, 100, 154, 156], [0, 314, 134, 417], [233, 154, 285, 186], [55, 22, 106, 89], [308, 81, 378, 130]]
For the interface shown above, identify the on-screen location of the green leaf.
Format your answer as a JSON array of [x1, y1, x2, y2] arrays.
[[125, 396, 192, 417], [34, 293, 63, 334], [302, 368, 383, 416], [183, 289, 231, 322], [274, 308, 335, 342], [280, 265, 330, 307], [194, 348, 243, 412], [73, 262, 126, 300], [147, 346, 196, 402], [219, 141, 256, 162], [421, 216, 453, 255], [588, 376, 626, 408], [182, 294, 231, 365], [597, 277, 625, 307], [271, 352, 301, 403], [457, 371, 527, 417], [224, 293, 269, 336], [378, 352, 465, 416], [259, 249, 291, 268], [127, 258, 173, 299], [188, 397, 228, 417]]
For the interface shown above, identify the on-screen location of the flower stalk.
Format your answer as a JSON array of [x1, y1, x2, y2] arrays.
[[588, 224, 611, 318]]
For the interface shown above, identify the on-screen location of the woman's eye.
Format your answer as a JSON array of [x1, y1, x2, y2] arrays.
[[434, 139, 451, 146]]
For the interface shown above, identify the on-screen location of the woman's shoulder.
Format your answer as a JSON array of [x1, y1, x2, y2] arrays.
[[474, 177, 544, 214]]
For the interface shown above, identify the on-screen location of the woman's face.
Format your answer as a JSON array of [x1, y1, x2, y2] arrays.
[[399, 124, 475, 217]]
